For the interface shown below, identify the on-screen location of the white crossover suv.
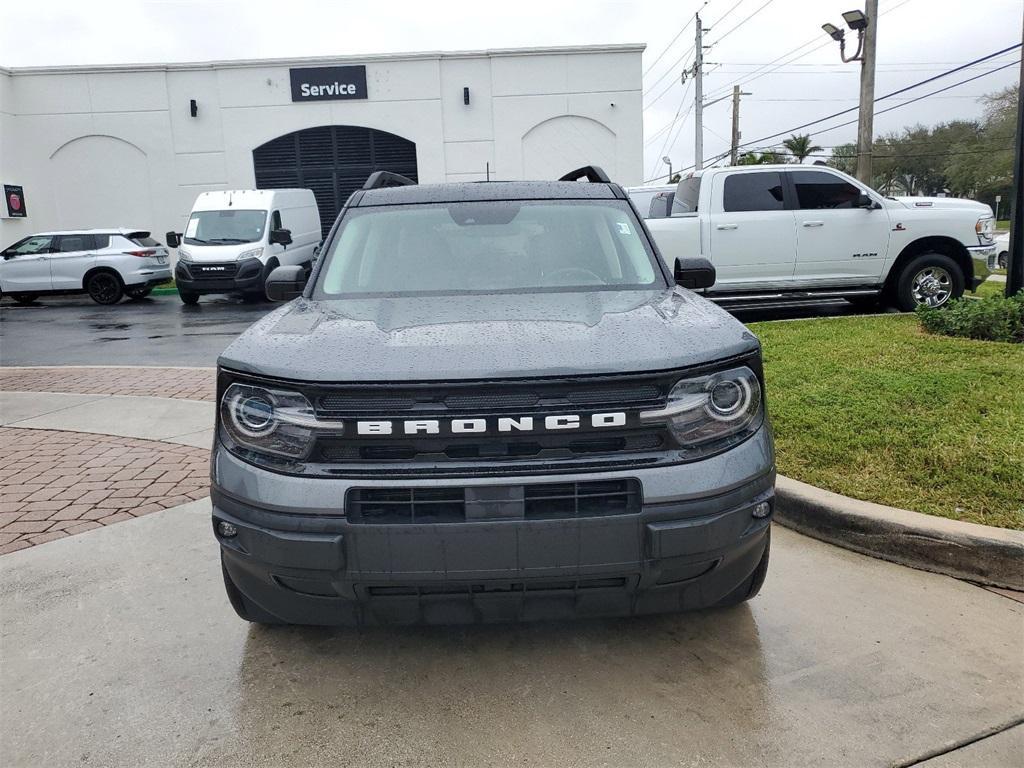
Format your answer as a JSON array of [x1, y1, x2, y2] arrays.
[[0, 229, 171, 305]]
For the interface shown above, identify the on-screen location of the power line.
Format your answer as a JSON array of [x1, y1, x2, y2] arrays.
[[644, 54, 695, 108], [709, 0, 777, 46], [700, 0, 918, 102], [642, 9, 699, 77], [728, 45, 1022, 153], [645, 80, 694, 145], [642, 55, 1019, 182]]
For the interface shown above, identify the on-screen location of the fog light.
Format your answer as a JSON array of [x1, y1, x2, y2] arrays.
[[217, 521, 238, 538], [752, 501, 771, 519]]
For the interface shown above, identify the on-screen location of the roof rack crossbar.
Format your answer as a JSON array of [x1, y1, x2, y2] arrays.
[[558, 165, 611, 184], [363, 171, 417, 190]]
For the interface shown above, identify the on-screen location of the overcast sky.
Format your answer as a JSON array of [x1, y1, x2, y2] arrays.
[[2, 0, 1020, 182]]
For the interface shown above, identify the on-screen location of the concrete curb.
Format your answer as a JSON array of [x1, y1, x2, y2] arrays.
[[775, 475, 1024, 590]]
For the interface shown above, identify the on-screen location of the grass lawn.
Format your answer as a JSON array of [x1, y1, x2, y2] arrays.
[[972, 279, 1010, 299], [748, 314, 1024, 529]]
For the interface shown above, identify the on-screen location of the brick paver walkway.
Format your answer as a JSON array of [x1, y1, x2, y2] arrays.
[[0, 427, 209, 555], [0, 366, 215, 401]]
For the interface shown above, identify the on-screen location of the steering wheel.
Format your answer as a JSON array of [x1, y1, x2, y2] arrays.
[[544, 267, 605, 285]]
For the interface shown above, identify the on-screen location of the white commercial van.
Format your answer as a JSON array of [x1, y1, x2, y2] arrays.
[[167, 189, 321, 305]]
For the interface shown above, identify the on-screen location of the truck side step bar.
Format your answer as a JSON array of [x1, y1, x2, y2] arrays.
[[707, 288, 881, 304]]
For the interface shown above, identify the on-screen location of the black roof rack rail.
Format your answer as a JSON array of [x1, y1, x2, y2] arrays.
[[558, 165, 611, 184], [363, 171, 416, 190]]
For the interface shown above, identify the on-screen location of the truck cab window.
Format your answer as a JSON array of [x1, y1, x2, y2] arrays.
[[723, 173, 785, 212], [790, 171, 863, 209]]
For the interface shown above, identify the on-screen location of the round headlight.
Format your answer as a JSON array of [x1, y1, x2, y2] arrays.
[[229, 391, 277, 437], [707, 378, 751, 419]]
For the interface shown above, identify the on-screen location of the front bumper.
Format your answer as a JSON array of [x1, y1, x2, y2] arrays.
[[175, 258, 264, 294], [212, 426, 775, 625], [968, 244, 994, 288]]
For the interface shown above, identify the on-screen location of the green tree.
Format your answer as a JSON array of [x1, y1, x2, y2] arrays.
[[737, 151, 785, 165], [945, 85, 1018, 207], [782, 133, 823, 163], [827, 142, 858, 175]]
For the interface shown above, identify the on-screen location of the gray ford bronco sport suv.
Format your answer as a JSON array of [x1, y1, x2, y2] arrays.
[[212, 166, 775, 625]]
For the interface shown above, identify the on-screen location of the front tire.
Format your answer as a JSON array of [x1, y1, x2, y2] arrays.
[[179, 291, 200, 306], [998, 251, 1008, 270], [895, 253, 964, 311], [86, 271, 124, 305], [12, 293, 38, 305]]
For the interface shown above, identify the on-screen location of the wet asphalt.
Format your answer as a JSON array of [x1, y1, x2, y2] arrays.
[[0, 292, 894, 368]]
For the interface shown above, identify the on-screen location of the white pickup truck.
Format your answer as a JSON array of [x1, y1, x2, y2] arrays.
[[632, 165, 995, 310]]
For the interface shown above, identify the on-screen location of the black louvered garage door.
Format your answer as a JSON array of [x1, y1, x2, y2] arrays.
[[253, 126, 418, 238]]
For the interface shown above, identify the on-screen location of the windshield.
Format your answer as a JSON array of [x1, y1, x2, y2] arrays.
[[314, 200, 665, 298], [184, 209, 267, 245]]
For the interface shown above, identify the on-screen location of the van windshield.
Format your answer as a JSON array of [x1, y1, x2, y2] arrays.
[[314, 200, 665, 298], [184, 210, 267, 245]]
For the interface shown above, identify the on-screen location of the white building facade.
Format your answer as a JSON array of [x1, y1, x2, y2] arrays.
[[0, 44, 643, 245]]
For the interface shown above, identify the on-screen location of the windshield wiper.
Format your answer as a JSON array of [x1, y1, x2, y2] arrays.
[[208, 238, 250, 244], [186, 237, 211, 244]]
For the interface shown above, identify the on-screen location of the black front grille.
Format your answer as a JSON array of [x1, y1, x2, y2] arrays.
[[189, 262, 239, 280], [346, 479, 641, 524], [316, 379, 665, 416], [365, 577, 629, 597]]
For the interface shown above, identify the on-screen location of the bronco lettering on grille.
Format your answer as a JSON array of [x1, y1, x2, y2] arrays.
[[356, 412, 627, 436]]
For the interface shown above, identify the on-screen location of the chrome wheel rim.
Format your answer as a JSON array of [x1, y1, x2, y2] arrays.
[[911, 267, 952, 307]]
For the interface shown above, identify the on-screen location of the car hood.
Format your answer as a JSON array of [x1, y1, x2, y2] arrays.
[[218, 289, 760, 382], [892, 196, 992, 216]]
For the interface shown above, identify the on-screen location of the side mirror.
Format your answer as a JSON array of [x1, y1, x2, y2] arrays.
[[674, 257, 716, 290], [856, 193, 876, 209], [269, 228, 293, 247], [265, 264, 307, 302], [165, 231, 180, 248]]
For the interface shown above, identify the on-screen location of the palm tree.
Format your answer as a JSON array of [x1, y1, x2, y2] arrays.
[[783, 134, 823, 163]]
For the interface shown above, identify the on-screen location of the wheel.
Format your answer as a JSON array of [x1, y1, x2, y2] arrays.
[[248, 259, 278, 301], [12, 293, 38, 305], [998, 251, 1008, 270], [86, 271, 124, 305], [895, 253, 964, 311], [125, 286, 152, 300], [714, 528, 770, 608], [221, 556, 284, 625], [179, 291, 200, 306]]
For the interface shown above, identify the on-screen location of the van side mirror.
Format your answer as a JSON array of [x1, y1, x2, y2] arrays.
[[266, 265, 307, 301], [674, 257, 716, 289], [269, 228, 293, 247], [165, 231, 180, 248]]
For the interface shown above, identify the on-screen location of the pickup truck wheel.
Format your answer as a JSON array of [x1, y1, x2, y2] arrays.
[[12, 293, 38, 305], [714, 528, 770, 608], [896, 253, 964, 311], [179, 291, 200, 306], [998, 251, 1008, 269], [86, 271, 124, 305], [221, 556, 285, 625]]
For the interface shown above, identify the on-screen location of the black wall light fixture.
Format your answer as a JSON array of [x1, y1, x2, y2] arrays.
[[189, 99, 198, 117], [463, 87, 470, 106]]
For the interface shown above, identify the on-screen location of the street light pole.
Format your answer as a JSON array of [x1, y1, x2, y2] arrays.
[[856, 0, 878, 184], [822, 3, 878, 184], [662, 156, 673, 182]]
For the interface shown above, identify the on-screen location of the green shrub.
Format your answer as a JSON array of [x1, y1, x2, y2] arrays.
[[916, 291, 1024, 343]]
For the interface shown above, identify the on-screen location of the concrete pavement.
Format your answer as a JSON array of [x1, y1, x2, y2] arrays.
[[1, 390, 214, 447], [1, 500, 1021, 767]]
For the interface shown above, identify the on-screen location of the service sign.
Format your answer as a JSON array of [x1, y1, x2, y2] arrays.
[[3, 184, 26, 218], [290, 66, 368, 102]]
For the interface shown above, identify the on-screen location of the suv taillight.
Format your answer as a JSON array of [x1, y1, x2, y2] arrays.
[[125, 249, 157, 257]]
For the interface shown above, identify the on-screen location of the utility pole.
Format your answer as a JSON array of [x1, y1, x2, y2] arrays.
[[1006, 7, 1023, 298], [855, 0, 878, 184], [729, 85, 752, 165], [694, 13, 704, 170]]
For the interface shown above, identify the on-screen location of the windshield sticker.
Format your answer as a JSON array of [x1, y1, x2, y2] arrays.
[[616, 221, 631, 235], [185, 218, 199, 237]]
